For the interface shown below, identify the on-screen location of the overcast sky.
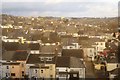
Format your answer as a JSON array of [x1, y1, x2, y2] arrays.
[[1, 0, 120, 17]]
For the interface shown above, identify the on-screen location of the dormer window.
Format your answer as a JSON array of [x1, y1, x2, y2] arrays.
[[47, 57, 52, 61], [6, 66, 9, 69], [40, 57, 44, 61], [40, 57, 53, 61]]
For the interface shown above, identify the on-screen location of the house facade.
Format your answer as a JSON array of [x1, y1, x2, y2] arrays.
[[94, 41, 106, 55], [56, 57, 85, 80], [83, 47, 95, 61], [2, 62, 25, 78], [26, 54, 56, 79], [1, 50, 29, 79]]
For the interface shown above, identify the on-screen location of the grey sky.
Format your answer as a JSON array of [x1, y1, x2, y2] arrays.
[[1, 0, 119, 17]]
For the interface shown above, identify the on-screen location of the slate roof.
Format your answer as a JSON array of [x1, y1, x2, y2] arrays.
[[29, 43, 40, 50], [40, 45, 57, 53], [18, 43, 29, 50], [56, 57, 85, 68], [12, 50, 29, 61], [56, 57, 70, 67], [26, 54, 55, 64], [2, 51, 15, 61], [41, 37, 55, 43], [2, 42, 19, 51], [62, 49, 84, 58], [61, 37, 79, 46]]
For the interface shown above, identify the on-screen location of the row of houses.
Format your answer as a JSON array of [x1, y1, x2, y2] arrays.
[[1, 48, 85, 79], [1, 32, 86, 79], [1, 24, 119, 79]]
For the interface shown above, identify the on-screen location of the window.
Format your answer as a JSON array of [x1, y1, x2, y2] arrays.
[[50, 75, 53, 78], [40, 57, 44, 61], [35, 70, 37, 73], [47, 57, 52, 61], [101, 43, 103, 45], [12, 66, 14, 68], [11, 73, 15, 76], [90, 50, 92, 53], [41, 70, 43, 73], [6, 66, 9, 69], [6, 73, 8, 77], [22, 71, 24, 77]]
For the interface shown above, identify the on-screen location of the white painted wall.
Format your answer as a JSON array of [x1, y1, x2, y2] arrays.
[[106, 63, 118, 71], [83, 48, 95, 58], [95, 42, 106, 55], [2, 65, 11, 78]]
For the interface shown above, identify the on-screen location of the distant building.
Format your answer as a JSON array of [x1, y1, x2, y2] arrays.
[[40, 45, 58, 54], [61, 35, 79, 49], [63, 43, 81, 49]]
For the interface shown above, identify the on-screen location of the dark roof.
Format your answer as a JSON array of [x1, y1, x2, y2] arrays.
[[79, 36, 89, 40], [106, 53, 118, 63], [29, 43, 40, 50], [62, 49, 84, 58], [66, 26, 78, 33], [61, 37, 79, 46], [41, 37, 55, 43], [56, 57, 85, 68], [33, 26, 43, 29], [43, 32, 50, 37], [107, 58, 118, 63], [26, 54, 55, 64], [18, 43, 29, 50], [2, 42, 19, 51], [42, 32, 61, 43], [2, 51, 15, 61], [31, 33, 43, 41], [12, 50, 29, 61], [41, 45, 57, 53], [56, 57, 70, 67]]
